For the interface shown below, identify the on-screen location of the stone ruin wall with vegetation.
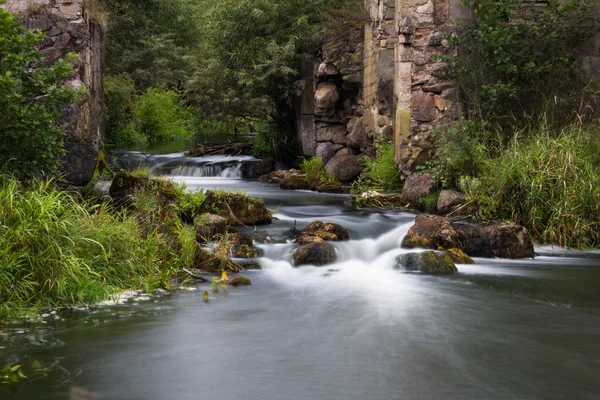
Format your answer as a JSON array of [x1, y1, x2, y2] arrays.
[[1, 0, 104, 186], [297, 0, 600, 177]]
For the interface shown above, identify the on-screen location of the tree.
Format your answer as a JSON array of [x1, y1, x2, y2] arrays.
[[0, 3, 78, 179]]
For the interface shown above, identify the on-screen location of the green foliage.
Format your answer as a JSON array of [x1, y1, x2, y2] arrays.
[[0, 175, 171, 320], [0, 5, 79, 179], [300, 156, 335, 184], [419, 120, 487, 188], [464, 126, 600, 248], [104, 74, 139, 146], [187, 0, 366, 122], [419, 191, 440, 214], [253, 123, 279, 158], [105, 0, 200, 90], [444, 0, 600, 131], [363, 141, 402, 191], [1, 364, 26, 385]]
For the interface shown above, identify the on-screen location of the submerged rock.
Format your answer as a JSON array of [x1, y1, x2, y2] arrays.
[[239, 260, 262, 270], [314, 180, 343, 194], [293, 242, 337, 267], [195, 213, 229, 243], [401, 214, 461, 250], [451, 221, 534, 259], [394, 251, 458, 274], [230, 276, 252, 286], [201, 190, 272, 225]]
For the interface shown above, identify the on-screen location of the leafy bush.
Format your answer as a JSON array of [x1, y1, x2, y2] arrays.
[[363, 141, 402, 191], [253, 123, 279, 158], [471, 127, 600, 248], [421, 120, 487, 188], [0, 6, 79, 179], [104, 74, 138, 146], [443, 0, 600, 131]]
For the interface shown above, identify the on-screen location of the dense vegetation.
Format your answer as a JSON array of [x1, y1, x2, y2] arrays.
[[0, 4, 78, 179], [426, 0, 600, 247]]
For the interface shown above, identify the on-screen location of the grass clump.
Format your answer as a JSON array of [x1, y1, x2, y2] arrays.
[[468, 127, 600, 248], [0, 175, 191, 321], [299, 157, 337, 184], [363, 141, 402, 191]]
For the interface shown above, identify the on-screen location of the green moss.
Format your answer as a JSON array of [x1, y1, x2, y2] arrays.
[[230, 276, 252, 286], [419, 191, 440, 213], [445, 248, 474, 264]]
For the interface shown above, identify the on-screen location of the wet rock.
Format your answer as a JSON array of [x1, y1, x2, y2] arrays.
[[325, 154, 362, 183], [194, 245, 243, 273], [108, 172, 179, 205], [201, 190, 272, 225], [280, 175, 312, 191], [401, 173, 437, 208], [296, 235, 325, 245], [293, 242, 338, 266], [259, 169, 302, 183], [240, 158, 275, 179], [401, 214, 461, 250], [437, 189, 467, 215], [230, 276, 252, 286], [195, 214, 229, 243], [394, 251, 457, 274], [298, 220, 350, 242], [314, 180, 344, 194], [239, 260, 262, 270], [233, 244, 260, 258], [445, 248, 474, 264], [230, 233, 253, 248], [451, 221, 534, 259], [314, 82, 339, 117]]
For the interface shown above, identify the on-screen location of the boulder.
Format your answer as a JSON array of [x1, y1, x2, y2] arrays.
[[325, 154, 362, 183], [201, 191, 272, 225], [109, 172, 179, 205], [195, 214, 229, 243], [451, 221, 534, 259], [346, 117, 372, 150], [280, 175, 312, 191], [316, 124, 346, 142], [401, 214, 461, 250], [298, 220, 350, 242], [233, 244, 260, 258], [401, 173, 437, 208], [445, 248, 474, 264], [394, 251, 458, 274], [315, 142, 336, 164], [314, 180, 343, 194], [240, 159, 275, 179], [259, 169, 302, 183], [229, 276, 252, 286], [314, 82, 339, 117], [194, 246, 242, 273], [293, 242, 338, 267], [437, 190, 466, 215]]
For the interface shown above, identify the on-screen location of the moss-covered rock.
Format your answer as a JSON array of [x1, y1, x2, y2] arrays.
[[259, 169, 302, 183], [293, 242, 337, 267], [314, 180, 343, 194], [239, 260, 262, 270], [401, 214, 461, 250], [280, 175, 312, 190], [201, 190, 272, 225], [230, 233, 253, 248], [445, 247, 474, 264], [395, 251, 458, 274], [109, 172, 179, 206], [297, 220, 350, 243], [230, 276, 252, 286], [234, 244, 260, 258], [193, 245, 242, 273], [195, 213, 229, 243]]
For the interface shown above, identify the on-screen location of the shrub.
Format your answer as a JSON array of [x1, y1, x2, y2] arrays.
[[253, 123, 279, 158], [363, 141, 402, 191], [104, 74, 138, 146], [0, 6, 79, 179], [475, 126, 600, 248]]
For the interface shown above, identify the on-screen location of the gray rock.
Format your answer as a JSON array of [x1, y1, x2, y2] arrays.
[[346, 117, 372, 150], [451, 221, 535, 259], [293, 242, 338, 267], [240, 158, 275, 179], [316, 142, 336, 164], [325, 154, 362, 183], [195, 214, 229, 243], [401, 173, 437, 207], [314, 83, 339, 117], [437, 190, 466, 215]]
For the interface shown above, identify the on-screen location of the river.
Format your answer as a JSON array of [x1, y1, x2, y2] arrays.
[[2, 152, 600, 400]]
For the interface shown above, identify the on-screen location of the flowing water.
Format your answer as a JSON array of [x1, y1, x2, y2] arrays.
[[2, 151, 600, 400]]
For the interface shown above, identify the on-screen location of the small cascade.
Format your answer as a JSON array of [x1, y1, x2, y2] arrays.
[[110, 151, 257, 178]]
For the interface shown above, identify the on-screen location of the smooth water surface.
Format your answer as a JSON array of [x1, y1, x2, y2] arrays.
[[2, 151, 600, 400]]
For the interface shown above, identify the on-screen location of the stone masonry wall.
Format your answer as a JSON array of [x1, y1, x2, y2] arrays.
[[2, 0, 104, 186]]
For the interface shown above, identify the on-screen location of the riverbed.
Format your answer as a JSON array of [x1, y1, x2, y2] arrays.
[[2, 152, 600, 400]]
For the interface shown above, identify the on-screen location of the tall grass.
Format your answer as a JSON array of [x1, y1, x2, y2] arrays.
[[463, 126, 600, 248], [0, 175, 178, 320], [364, 141, 402, 191]]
